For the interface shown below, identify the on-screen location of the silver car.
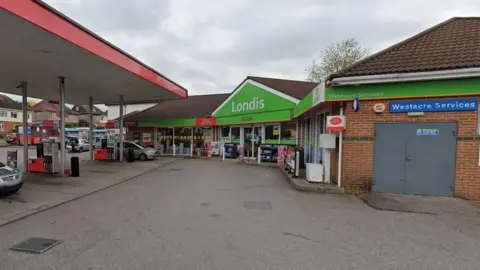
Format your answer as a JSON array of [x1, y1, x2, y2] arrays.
[[121, 141, 156, 161], [0, 163, 23, 194], [67, 139, 91, 152]]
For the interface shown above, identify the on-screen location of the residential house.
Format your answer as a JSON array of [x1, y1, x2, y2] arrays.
[[30, 100, 79, 125], [71, 105, 108, 127], [0, 94, 32, 133]]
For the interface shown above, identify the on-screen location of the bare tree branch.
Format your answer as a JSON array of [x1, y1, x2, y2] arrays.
[[305, 37, 369, 82]]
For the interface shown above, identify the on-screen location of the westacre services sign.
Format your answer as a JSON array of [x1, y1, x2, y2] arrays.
[[390, 98, 478, 113]]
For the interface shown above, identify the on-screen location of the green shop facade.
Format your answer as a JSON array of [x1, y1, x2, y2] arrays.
[[125, 77, 321, 159]]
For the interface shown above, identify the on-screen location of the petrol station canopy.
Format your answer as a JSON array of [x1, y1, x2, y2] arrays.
[[0, 0, 188, 105]]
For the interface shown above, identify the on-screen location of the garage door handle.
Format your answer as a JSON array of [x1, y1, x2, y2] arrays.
[[406, 156, 411, 161]]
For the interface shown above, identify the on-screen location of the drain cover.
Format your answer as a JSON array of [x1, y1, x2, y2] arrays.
[[169, 168, 182, 171], [10, 237, 62, 254], [243, 201, 272, 210]]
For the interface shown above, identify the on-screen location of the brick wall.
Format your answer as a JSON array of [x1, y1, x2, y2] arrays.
[[342, 96, 480, 199]]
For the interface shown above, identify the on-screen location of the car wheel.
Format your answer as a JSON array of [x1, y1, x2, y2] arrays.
[[139, 154, 147, 161], [79, 147, 83, 152]]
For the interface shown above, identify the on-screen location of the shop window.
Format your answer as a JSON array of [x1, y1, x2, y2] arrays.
[[221, 126, 230, 138], [265, 124, 280, 141], [280, 121, 296, 140], [231, 127, 240, 141], [174, 127, 192, 156]]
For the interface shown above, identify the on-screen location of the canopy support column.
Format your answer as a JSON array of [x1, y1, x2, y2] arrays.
[[59, 77, 66, 174], [89, 96, 94, 160], [119, 95, 124, 161], [21, 82, 28, 173]]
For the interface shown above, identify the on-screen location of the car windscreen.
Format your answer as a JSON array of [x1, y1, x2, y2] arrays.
[[131, 142, 144, 149]]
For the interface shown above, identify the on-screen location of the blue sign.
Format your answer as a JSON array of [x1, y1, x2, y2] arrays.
[[18, 126, 32, 135], [417, 129, 439, 136], [390, 98, 478, 113], [352, 98, 360, 112]]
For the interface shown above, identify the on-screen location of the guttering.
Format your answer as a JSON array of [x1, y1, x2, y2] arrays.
[[331, 67, 480, 85]]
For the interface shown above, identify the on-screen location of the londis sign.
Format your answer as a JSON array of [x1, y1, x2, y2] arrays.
[[231, 97, 265, 113]]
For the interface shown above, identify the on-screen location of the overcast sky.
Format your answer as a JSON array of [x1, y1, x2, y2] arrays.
[[5, 0, 480, 105]]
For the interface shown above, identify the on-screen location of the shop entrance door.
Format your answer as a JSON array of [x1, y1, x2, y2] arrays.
[[243, 126, 262, 159], [373, 122, 456, 197]]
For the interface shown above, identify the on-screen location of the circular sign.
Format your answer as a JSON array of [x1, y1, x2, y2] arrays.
[[373, 103, 386, 113], [352, 98, 360, 112], [330, 117, 342, 125]]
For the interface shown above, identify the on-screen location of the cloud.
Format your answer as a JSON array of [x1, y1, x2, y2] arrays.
[[17, 0, 480, 99]]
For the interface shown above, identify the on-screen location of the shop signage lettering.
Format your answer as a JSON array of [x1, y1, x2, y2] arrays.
[[417, 129, 439, 136], [326, 91, 385, 100], [232, 97, 265, 113], [390, 98, 478, 113]]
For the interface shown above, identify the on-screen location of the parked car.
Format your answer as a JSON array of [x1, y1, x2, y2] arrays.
[[0, 162, 23, 194], [120, 141, 156, 161], [5, 133, 16, 143], [67, 138, 91, 152]]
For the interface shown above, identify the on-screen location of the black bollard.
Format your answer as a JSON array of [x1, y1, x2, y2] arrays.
[[71, 156, 80, 177], [128, 148, 135, 163]]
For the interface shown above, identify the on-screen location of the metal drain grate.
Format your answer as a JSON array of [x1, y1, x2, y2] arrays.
[[169, 168, 182, 171], [243, 201, 272, 210], [10, 237, 62, 254]]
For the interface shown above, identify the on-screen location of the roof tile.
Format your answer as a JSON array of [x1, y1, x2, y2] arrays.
[[329, 17, 480, 80]]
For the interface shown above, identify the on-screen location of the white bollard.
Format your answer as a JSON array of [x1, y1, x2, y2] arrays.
[[222, 146, 226, 161], [294, 150, 300, 178], [257, 147, 261, 164]]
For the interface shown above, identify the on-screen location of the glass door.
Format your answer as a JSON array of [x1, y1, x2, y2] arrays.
[[243, 126, 263, 159]]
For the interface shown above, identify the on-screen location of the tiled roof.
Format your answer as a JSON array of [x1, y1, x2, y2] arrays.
[[248, 76, 318, 100], [71, 105, 106, 115], [328, 17, 480, 80], [0, 94, 22, 110], [29, 100, 76, 114], [126, 93, 230, 120]]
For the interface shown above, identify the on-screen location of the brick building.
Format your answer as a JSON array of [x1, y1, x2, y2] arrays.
[[321, 17, 480, 199]]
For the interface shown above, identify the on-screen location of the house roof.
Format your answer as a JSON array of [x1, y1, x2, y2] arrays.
[[0, 94, 23, 110], [247, 76, 318, 100], [71, 105, 107, 115], [126, 93, 230, 120], [29, 100, 77, 115], [328, 17, 480, 80]]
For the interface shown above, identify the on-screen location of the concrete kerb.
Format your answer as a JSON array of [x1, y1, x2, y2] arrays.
[[0, 158, 180, 227], [277, 165, 344, 194]]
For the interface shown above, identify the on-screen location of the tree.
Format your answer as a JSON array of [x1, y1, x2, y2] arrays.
[[305, 37, 369, 82]]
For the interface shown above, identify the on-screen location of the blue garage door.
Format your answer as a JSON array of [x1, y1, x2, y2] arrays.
[[373, 122, 457, 197]]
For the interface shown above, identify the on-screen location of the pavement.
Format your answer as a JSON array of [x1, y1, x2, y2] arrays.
[[0, 158, 177, 226], [0, 159, 478, 269]]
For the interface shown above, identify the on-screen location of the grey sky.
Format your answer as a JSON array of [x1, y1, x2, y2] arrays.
[[6, 0, 480, 104]]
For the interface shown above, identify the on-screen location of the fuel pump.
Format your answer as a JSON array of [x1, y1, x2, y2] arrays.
[[28, 141, 60, 174]]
